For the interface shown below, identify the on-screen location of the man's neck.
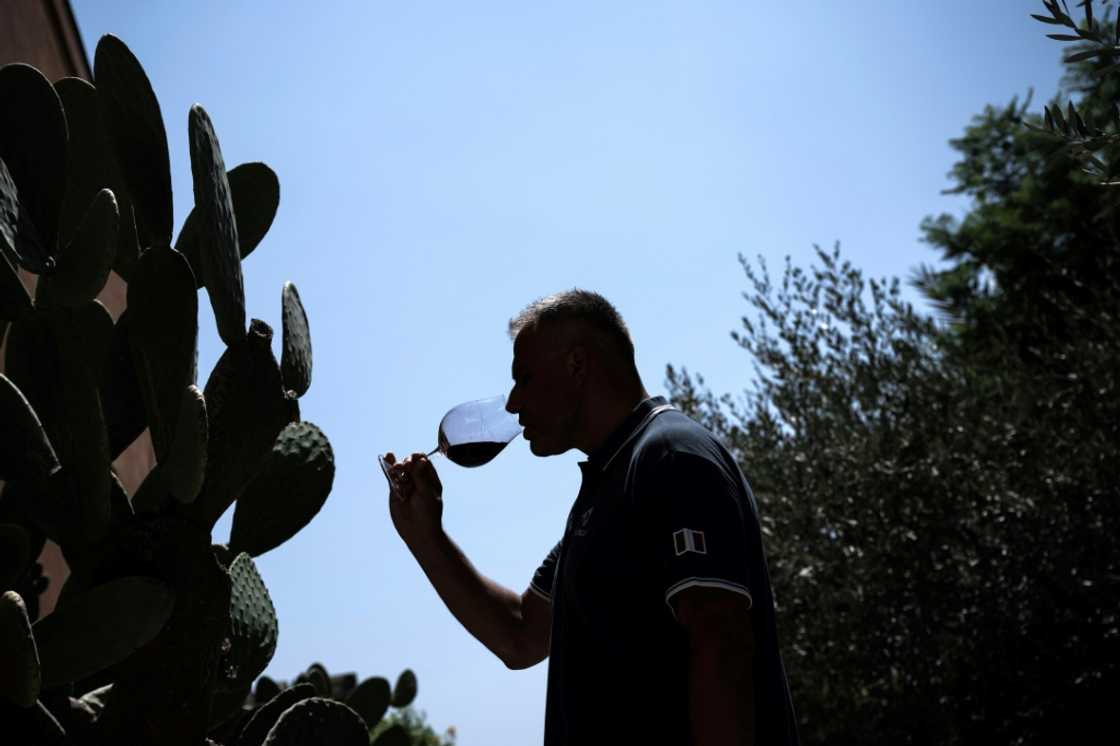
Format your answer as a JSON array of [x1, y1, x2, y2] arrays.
[[576, 385, 651, 456]]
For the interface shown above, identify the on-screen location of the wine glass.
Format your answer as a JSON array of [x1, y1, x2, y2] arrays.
[[378, 394, 522, 489]]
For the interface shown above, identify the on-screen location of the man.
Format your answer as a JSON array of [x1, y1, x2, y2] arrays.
[[385, 290, 799, 745]]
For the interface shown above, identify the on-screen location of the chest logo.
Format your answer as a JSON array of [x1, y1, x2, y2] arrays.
[[673, 528, 707, 556]]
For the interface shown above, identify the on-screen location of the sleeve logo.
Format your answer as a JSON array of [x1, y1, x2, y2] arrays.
[[673, 528, 707, 556]]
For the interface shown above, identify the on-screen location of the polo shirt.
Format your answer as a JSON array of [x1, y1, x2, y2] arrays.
[[530, 395, 800, 745]]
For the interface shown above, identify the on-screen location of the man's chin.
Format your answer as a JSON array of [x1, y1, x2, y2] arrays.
[[527, 437, 564, 457]]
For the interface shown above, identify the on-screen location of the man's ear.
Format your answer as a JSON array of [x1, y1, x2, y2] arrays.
[[566, 344, 587, 383]]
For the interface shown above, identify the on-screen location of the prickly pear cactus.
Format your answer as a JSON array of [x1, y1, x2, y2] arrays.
[[237, 682, 316, 746], [0, 33, 346, 746], [0, 590, 40, 707], [261, 697, 368, 746], [346, 676, 392, 729], [237, 664, 423, 739]]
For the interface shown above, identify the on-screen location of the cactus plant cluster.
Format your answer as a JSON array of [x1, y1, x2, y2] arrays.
[[208, 664, 420, 746], [0, 35, 361, 745]]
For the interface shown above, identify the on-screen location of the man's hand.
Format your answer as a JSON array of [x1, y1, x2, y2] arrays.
[[379, 451, 550, 669], [384, 451, 444, 550]]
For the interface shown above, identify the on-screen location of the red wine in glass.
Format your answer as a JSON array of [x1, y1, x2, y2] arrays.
[[379, 394, 522, 488]]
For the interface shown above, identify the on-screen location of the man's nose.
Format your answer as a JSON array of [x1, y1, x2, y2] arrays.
[[505, 389, 519, 414]]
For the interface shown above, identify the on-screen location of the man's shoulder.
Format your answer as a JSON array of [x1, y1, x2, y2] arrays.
[[632, 409, 728, 468]]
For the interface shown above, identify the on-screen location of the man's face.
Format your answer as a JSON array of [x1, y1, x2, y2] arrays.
[[505, 324, 583, 457]]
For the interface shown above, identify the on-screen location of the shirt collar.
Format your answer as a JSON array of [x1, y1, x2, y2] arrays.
[[581, 395, 669, 473]]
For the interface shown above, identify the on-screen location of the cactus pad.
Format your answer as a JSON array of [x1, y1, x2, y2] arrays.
[[194, 320, 291, 529], [305, 662, 331, 697], [4, 309, 112, 547], [176, 161, 280, 288], [280, 281, 312, 397], [0, 373, 59, 482], [33, 576, 173, 687], [165, 384, 208, 504], [261, 697, 369, 746], [0, 590, 40, 707], [55, 76, 140, 279], [35, 188, 118, 309], [188, 104, 245, 347], [0, 63, 66, 270], [93, 518, 232, 746], [219, 552, 278, 695], [229, 421, 335, 558], [238, 682, 316, 746], [345, 676, 391, 729], [253, 675, 281, 704], [127, 245, 198, 462], [391, 669, 417, 708], [94, 35, 173, 249]]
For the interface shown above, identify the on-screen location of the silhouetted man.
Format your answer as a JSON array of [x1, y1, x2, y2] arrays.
[[385, 289, 798, 745]]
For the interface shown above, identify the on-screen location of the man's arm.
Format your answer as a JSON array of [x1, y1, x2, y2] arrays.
[[675, 586, 755, 746], [408, 530, 551, 669], [385, 452, 551, 670]]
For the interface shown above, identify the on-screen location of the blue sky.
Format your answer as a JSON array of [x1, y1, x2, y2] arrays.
[[68, 2, 1064, 743]]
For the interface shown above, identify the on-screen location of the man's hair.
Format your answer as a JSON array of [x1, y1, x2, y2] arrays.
[[508, 289, 640, 382]]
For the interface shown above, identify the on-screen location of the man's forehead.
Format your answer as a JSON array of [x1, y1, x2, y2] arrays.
[[512, 320, 572, 365], [511, 329, 537, 371]]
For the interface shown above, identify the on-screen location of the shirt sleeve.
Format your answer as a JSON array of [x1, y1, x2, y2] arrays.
[[647, 450, 755, 620], [529, 539, 561, 602]]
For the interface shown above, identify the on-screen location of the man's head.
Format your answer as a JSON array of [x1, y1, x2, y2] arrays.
[[505, 289, 644, 457]]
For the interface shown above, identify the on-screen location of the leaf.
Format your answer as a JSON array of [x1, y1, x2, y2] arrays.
[[1032, 13, 1067, 25], [1071, 103, 1089, 137], [372, 724, 411, 746], [1051, 103, 1069, 133], [1047, 33, 1084, 40], [1065, 48, 1106, 62]]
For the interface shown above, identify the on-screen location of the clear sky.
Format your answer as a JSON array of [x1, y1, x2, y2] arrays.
[[68, 2, 1063, 743]]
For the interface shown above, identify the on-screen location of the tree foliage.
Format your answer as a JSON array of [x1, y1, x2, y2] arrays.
[[369, 707, 457, 746], [666, 5, 1120, 743]]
